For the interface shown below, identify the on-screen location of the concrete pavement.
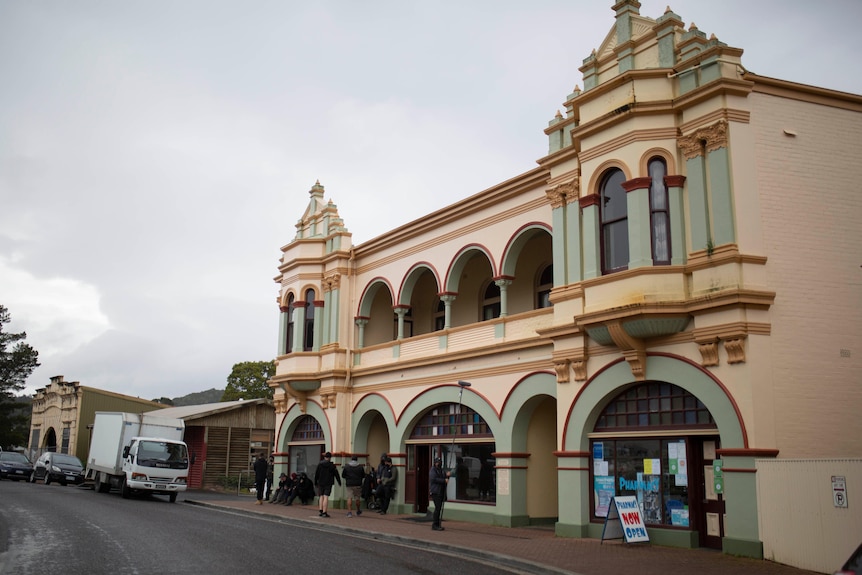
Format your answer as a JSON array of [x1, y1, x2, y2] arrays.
[[184, 491, 821, 575]]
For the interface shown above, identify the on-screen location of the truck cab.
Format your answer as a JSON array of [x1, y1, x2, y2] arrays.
[[121, 437, 190, 502]]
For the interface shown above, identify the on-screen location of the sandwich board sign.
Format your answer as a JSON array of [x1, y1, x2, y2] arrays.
[[601, 496, 650, 544]]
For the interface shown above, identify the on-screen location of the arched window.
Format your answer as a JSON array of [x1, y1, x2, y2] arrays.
[[482, 281, 501, 321], [303, 289, 315, 351], [410, 404, 495, 503], [595, 382, 716, 430], [600, 168, 629, 274], [536, 264, 553, 309], [285, 293, 295, 353], [649, 158, 671, 265]]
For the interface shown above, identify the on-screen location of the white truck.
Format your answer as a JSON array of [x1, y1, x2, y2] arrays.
[[86, 411, 192, 503]]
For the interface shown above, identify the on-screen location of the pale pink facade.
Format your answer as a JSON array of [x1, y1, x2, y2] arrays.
[[269, 1, 862, 566]]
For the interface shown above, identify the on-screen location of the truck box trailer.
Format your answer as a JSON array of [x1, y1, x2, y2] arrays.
[[86, 412, 191, 502]]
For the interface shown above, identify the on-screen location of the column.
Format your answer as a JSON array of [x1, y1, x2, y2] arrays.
[[579, 194, 601, 279], [278, 306, 290, 356], [292, 302, 308, 353], [354, 317, 369, 349], [393, 305, 410, 340], [665, 175, 687, 265], [622, 176, 653, 269], [440, 294, 456, 329], [494, 278, 513, 317]]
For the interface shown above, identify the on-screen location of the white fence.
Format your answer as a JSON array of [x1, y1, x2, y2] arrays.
[[757, 458, 862, 573]]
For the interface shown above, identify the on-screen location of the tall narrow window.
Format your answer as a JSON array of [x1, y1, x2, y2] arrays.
[[482, 281, 501, 321], [285, 293, 295, 353], [433, 300, 445, 331], [536, 264, 553, 309], [600, 169, 629, 274], [649, 158, 671, 265], [303, 289, 315, 351]]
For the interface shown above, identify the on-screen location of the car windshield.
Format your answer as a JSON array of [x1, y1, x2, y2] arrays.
[[0, 452, 30, 464], [137, 441, 189, 468], [52, 454, 83, 467]]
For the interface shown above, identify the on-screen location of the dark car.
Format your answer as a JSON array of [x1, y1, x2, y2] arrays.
[[0, 452, 33, 481], [836, 542, 862, 575], [30, 452, 85, 486]]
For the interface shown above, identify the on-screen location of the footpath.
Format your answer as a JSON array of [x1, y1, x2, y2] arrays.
[[183, 491, 821, 575]]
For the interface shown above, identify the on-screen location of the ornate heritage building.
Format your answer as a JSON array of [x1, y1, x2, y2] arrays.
[[268, 1, 861, 564]]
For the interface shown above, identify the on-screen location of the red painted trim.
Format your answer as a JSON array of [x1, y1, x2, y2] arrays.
[[499, 370, 556, 417], [621, 176, 652, 192], [399, 383, 498, 424], [492, 452, 531, 458], [723, 468, 757, 473], [495, 465, 528, 470], [664, 175, 686, 187], [397, 262, 442, 305], [555, 451, 591, 458], [444, 243, 499, 289], [563, 352, 750, 450], [356, 277, 396, 317], [579, 194, 600, 208]]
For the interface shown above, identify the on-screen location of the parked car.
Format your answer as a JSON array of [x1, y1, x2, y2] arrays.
[[0, 451, 33, 481], [30, 452, 85, 486], [835, 542, 862, 575]]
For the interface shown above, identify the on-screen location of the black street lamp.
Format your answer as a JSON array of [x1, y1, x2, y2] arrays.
[[449, 380, 472, 472]]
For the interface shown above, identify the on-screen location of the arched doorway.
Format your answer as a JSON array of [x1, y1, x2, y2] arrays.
[[43, 428, 58, 453], [589, 381, 724, 549]]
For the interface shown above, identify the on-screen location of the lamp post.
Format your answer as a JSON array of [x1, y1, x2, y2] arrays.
[[449, 380, 472, 472]]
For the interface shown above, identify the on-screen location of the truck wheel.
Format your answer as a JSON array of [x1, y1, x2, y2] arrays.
[[95, 473, 110, 493], [121, 477, 131, 499], [169, 493, 177, 503]]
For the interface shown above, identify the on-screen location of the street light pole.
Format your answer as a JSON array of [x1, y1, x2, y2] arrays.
[[449, 380, 472, 472]]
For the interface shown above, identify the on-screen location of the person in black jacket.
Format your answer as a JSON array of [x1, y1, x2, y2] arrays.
[[253, 453, 268, 505], [429, 457, 450, 531], [313, 451, 341, 518], [285, 472, 313, 505], [341, 455, 366, 517]]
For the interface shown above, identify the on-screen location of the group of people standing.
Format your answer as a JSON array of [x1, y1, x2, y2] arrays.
[[252, 451, 450, 531]]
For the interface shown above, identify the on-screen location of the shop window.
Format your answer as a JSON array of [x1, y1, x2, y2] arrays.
[[591, 438, 690, 527], [303, 289, 315, 351], [600, 168, 629, 274], [411, 404, 495, 503], [482, 281, 501, 321], [649, 158, 671, 265], [536, 264, 553, 309], [288, 415, 325, 484]]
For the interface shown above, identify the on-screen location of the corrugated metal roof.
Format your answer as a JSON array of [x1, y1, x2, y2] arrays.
[[144, 398, 273, 421]]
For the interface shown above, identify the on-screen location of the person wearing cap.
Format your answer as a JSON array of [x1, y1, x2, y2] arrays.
[[271, 472, 292, 504], [429, 456, 450, 531], [341, 455, 366, 517], [313, 451, 341, 518]]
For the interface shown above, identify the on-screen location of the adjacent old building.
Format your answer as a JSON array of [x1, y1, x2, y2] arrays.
[[269, 2, 861, 569], [28, 375, 166, 462]]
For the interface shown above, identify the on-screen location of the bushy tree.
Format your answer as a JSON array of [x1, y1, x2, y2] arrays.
[[221, 361, 275, 401], [0, 305, 40, 448]]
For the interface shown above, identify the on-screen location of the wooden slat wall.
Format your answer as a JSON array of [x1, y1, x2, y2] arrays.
[[204, 427, 229, 486], [228, 427, 251, 476]]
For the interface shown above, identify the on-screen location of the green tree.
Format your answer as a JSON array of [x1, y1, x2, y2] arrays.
[[221, 360, 275, 401], [0, 305, 40, 449]]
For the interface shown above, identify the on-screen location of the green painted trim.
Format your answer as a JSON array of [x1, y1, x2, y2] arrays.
[[708, 147, 735, 246], [686, 156, 710, 251], [438, 334, 447, 349], [556, 521, 592, 538], [551, 207, 567, 286], [723, 537, 764, 559], [626, 186, 652, 268], [582, 204, 600, 279], [392, 343, 400, 358], [668, 184, 686, 265], [565, 201, 583, 283], [494, 322, 505, 339]]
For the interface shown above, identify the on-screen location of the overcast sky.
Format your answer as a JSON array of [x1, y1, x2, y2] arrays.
[[2, 1, 860, 401]]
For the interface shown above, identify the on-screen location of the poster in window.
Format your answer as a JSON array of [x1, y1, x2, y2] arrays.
[[594, 475, 615, 517], [640, 474, 662, 524]]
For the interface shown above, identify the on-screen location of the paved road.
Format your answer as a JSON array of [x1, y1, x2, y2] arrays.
[[0, 480, 524, 574]]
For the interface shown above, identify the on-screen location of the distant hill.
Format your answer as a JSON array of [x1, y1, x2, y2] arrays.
[[151, 388, 225, 407], [173, 388, 225, 406]]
